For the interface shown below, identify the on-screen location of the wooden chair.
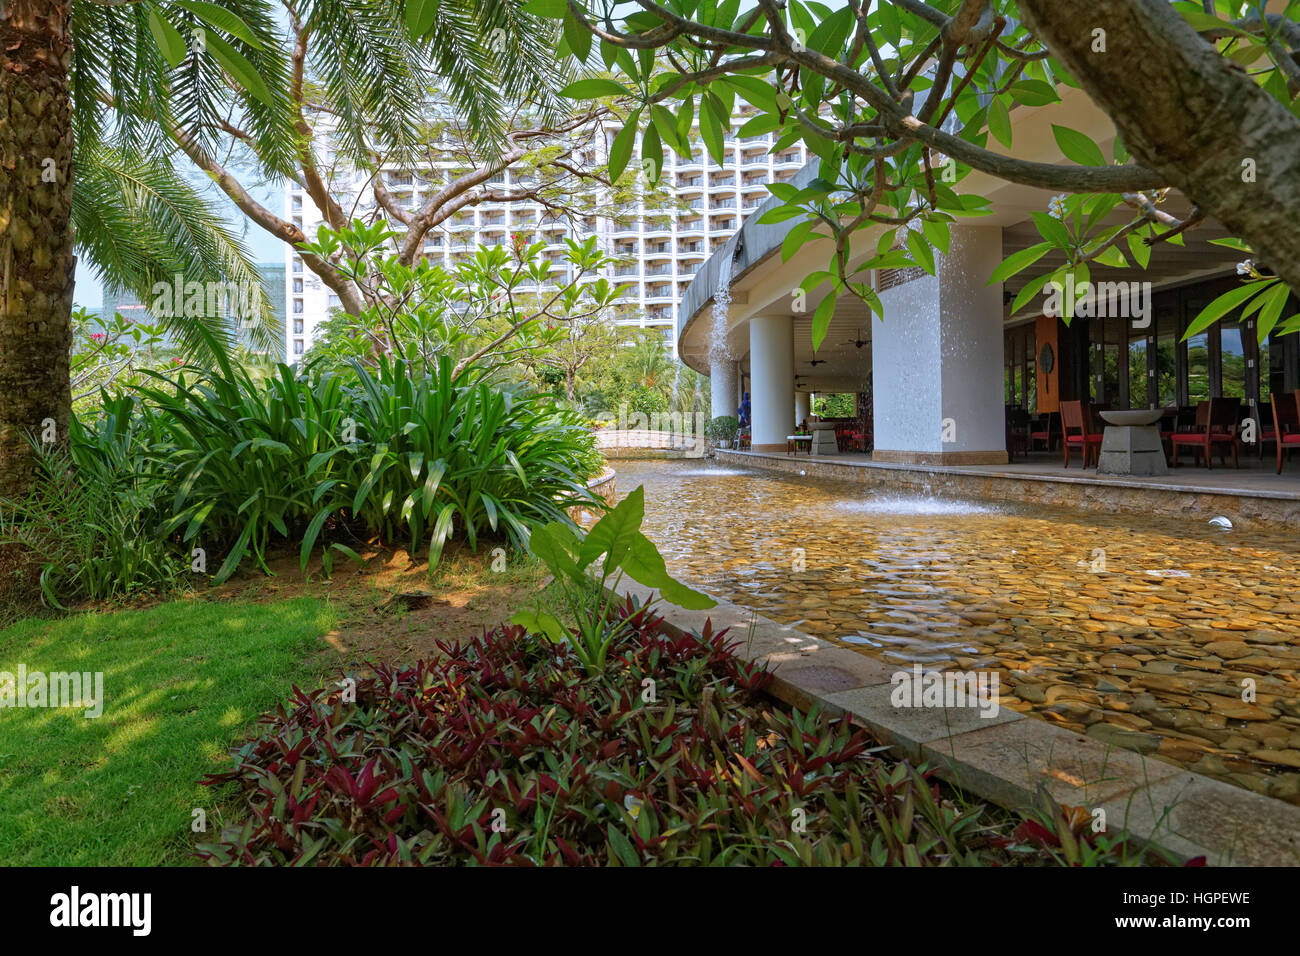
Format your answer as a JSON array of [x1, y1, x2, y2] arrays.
[[1006, 406, 1031, 460], [1171, 396, 1238, 468], [1061, 400, 1102, 468], [1030, 411, 1060, 452], [1271, 391, 1300, 473], [1255, 399, 1276, 460]]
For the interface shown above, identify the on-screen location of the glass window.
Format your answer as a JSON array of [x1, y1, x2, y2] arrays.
[[1156, 304, 1177, 406], [1128, 334, 1148, 408], [1263, 331, 1287, 402], [1186, 331, 1210, 402], [1089, 318, 1120, 403], [1221, 322, 1246, 399], [1105, 316, 1123, 404], [1004, 326, 1034, 409]]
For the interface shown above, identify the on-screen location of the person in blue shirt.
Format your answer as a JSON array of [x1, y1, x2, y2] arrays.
[[737, 391, 751, 428]]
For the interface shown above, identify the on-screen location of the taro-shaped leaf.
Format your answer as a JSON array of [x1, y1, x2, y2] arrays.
[[528, 521, 583, 584], [622, 533, 715, 610], [578, 485, 644, 573], [509, 609, 569, 644]]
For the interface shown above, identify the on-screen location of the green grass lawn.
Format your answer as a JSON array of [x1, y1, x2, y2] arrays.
[[0, 597, 335, 865]]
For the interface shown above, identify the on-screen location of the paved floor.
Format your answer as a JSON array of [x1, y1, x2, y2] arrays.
[[734, 449, 1300, 500]]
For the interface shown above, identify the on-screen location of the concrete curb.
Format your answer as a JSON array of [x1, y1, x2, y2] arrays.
[[618, 579, 1300, 866]]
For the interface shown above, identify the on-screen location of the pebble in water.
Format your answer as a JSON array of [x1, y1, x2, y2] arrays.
[[618, 460, 1300, 805]]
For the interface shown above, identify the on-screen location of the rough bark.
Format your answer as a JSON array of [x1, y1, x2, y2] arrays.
[[1017, 0, 1300, 292], [0, 0, 74, 499]]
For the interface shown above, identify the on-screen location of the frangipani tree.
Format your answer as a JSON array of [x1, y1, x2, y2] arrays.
[[296, 218, 629, 379], [546, 0, 1300, 351]]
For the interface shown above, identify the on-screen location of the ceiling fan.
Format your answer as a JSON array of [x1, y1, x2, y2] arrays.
[[841, 329, 869, 349]]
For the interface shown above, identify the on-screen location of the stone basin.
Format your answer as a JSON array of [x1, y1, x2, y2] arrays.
[[1099, 409, 1165, 426]]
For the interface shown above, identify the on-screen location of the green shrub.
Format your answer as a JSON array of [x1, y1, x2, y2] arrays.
[[142, 353, 601, 580], [4, 351, 603, 606], [326, 355, 601, 564], [705, 415, 739, 441], [0, 400, 184, 609]]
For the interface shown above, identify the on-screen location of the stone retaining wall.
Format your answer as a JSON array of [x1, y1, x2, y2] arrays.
[[567, 467, 617, 523], [587, 467, 617, 507], [718, 449, 1300, 530], [595, 429, 705, 460]]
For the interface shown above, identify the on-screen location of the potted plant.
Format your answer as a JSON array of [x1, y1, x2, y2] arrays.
[[706, 415, 740, 449]]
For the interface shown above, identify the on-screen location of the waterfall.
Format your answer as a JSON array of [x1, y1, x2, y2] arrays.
[[708, 252, 735, 367]]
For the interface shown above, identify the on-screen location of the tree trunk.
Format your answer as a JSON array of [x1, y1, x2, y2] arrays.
[[1017, 0, 1300, 295], [0, 0, 74, 499]]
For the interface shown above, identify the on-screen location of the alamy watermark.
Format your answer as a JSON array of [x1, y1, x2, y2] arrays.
[[1043, 274, 1152, 329], [0, 665, 104, 719], [150, 275, 259, 327], [50, 886, 150, 936], [890, 663, 1000, 718], [591, 406, 708, 458]]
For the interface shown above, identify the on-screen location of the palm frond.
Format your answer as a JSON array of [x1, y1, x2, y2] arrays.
[[73, 140, 280, 358], [71, 0, 300, 177]]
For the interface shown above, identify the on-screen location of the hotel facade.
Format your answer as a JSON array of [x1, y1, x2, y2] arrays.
[[678, 86, 1299, 461], [283, 115, 810, 362]]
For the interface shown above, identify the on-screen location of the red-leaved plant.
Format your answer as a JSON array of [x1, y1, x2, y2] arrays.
[[196, 600, 1182, 866]]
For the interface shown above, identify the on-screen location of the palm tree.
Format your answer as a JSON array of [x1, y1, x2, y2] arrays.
[[1, 0, 283, 498], [623, 328, 674, 396], [0, 0, 563, 499], [0, 1, 77, 499]]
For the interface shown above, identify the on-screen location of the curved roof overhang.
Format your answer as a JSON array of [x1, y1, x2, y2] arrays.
[[676, 87, 1241, 392]]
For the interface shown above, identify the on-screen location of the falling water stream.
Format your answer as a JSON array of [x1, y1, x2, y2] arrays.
[[708, 250, 736, 367]]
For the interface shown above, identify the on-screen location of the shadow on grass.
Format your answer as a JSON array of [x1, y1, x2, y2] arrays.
[[0, 597, 335, 866]]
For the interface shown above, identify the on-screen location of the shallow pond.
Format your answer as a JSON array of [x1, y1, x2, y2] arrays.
[[616, 459, 1300, 803]]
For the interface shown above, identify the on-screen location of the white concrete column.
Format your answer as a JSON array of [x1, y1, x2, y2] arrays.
[[709, 357, 738, 422], [749, 314, 794, 452], [794, 391, 810, 424], [871, 225, 1007, 464]]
